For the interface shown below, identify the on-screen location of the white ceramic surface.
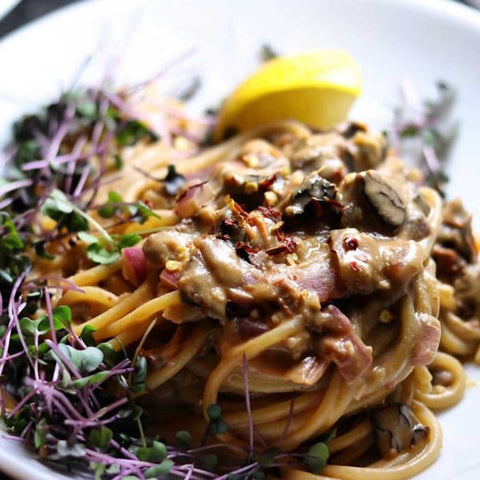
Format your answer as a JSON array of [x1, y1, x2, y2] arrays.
[[1, 0, 480, 478]]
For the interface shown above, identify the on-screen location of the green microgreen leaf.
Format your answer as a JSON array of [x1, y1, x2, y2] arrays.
[[57, 344, 104, 374], [137, 441, 167, 462], [116, 120, 158, 146], [98, 191, 124, 218], [117, 233, 141, 249], [77, 231, 98, 244], [305, 441, 329, 474], [86, 243, 120, 265], [33, 240, 55, 260], [114, 154, 124, 171], [88, 426, 113, 450], [97, 342, 117, 366], [71, 371, 109, 388], [207, 404, 222, 420], [144, 459, 173, 478], [257, 447, 281, 468], [34, 418, 48, 449], [76, 101, 98, 119], [199, 454, 218, 472], [175, 430, 192, 449], [80, 325, 97, 347]]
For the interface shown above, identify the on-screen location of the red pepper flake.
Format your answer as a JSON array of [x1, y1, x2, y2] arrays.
[[231, 200, 248, 218], [258, 205, 281, 222], [235, 241, 260, 260], [259, 174, 277, 190], [350, 261, 360, 272], [143, 198, 154, 208], [284, 235, 298, 253], [265, 245, 287, 255], [266, 235, 298, 256], [343, 237, 359, 251]]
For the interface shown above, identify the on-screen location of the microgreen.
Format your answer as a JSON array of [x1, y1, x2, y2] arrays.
[[98, 191, 124, 218], [305, 441, 330, 474], [116, 120, 158, 146], [390, 80, 458, 196], [78, 230, 141, 265]]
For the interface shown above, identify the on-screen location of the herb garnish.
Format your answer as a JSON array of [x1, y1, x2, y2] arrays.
[[390, 79, 458, 196]]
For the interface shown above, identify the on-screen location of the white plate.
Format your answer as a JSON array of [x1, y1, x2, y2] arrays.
[[1, 0, 480, 478]]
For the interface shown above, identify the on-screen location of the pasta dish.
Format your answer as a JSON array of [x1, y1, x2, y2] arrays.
[[0, 53, 478, 480]]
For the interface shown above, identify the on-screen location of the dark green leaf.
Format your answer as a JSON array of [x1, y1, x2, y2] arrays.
[[400, 125, 419, 138], [199, 454, 218, 472], [116, 120, 158, 146], [0, 213, 24, 251], [53, 305, 72, 328], [305, 441, 329, 474], [133, 356, 147, 384], [134, 201, 161, 223], [118, 233, 141, 249], [114, 154, 124, 171], [137, 441, 167, 462], [98, 191, 124, 218], [89, 426, 113, 450], [34, 241, 55, 260], [257, 447, 281, 468], [98, 342, 117, 365], [175, 430, 192, 449], [80, 325, 97, 347], [207, 404, 222, 420]]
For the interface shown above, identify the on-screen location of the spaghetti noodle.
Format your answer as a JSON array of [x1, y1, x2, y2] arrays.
[[1, 90, 479, 480]]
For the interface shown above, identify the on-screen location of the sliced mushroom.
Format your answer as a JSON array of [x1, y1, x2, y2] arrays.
[[363, 171, 406, 229], [285, 173, 339, 217], [373, 403, 429, 457]]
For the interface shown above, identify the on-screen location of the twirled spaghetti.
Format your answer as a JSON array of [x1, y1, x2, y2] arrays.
[[1, 91, 479, 479]]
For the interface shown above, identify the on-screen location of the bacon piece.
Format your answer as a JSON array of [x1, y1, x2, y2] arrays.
[[411, 313, 441, 366], [313, 305, 373, 383], [293, 256, 338, 302], [159, 269, 180, 290]]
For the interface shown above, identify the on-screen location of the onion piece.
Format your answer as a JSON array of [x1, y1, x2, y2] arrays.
[[122, 247, 147, 286]]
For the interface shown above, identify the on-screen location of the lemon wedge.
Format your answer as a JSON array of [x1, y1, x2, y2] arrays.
[[214, 50, 362, 141]]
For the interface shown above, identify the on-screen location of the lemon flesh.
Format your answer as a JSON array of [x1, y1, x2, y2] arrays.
[[214, 50, 362, 141]]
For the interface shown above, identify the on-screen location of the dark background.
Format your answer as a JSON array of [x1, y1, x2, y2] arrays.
[[0, 0, 81, 38], [0, 0, 476, 40]]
